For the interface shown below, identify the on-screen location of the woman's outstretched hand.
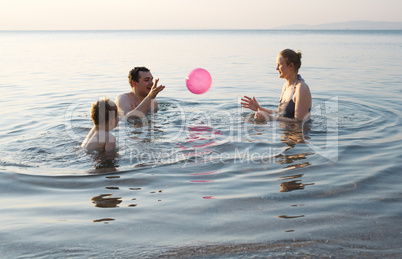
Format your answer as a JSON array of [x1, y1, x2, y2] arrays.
[[241, 96, 260, 111]]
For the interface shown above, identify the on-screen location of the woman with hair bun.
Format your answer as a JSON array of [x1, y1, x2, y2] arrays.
[[241, 49, 312, 122]]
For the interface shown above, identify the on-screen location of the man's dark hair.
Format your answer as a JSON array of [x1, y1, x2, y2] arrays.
[[128, 67, 150, 87]]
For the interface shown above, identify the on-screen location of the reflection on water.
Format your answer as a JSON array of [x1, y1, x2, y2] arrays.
[[105, 186, 119, 190], [273, 121, 316, 194], [279, 180, 314, 192], [90, 175, 165, 222], [89, 150, 119, 172], [92, 218, 115, 223], [277, 215, 305, 219], [278, 174, 315, 192], [275, 153, 311, 165], [279, 121, 311, 147], [106, 175, 120, 179], [91, 194, 122, 208], [177, 125, 222, 150]]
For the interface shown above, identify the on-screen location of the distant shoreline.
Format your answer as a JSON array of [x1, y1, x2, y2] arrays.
[[1, 29, 402, 32], [273, 20, 402, 30], [0, 21, 402, 32], [1, 21, 402, 31]]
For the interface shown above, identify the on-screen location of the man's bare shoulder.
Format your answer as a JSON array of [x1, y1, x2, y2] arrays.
[[115, 92, 133, 115], [116, 92, 131, 102]]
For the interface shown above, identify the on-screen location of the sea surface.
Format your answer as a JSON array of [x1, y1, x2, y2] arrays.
[[0, 30, 401, 258]]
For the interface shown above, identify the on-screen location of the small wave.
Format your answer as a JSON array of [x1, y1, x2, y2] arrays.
[[0, 160, 37, 168]]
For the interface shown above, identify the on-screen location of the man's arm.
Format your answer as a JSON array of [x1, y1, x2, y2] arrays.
[[126, 79, 165, 120]]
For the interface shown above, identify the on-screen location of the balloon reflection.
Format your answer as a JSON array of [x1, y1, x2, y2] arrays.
[[177, 125, 223, 150]]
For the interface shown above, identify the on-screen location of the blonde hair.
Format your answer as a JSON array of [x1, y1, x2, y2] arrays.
[[280, 49, 302, 71]]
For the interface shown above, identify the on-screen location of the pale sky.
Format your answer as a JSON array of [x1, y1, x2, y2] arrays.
[[1, 0, 401, 30]]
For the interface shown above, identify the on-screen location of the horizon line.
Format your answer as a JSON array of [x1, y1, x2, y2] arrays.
[[1, 28, 402, 32]]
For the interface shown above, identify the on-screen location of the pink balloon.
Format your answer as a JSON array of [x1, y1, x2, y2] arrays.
[[186, 68, 212, 94]]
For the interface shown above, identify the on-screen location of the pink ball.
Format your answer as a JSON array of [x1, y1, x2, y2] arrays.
[[186, 68, 212, 94]]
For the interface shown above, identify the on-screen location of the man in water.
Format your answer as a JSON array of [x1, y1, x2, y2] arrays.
[[115, 67, 165, 119]]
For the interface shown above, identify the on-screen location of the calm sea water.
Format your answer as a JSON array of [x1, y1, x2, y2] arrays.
[[1, 30, 401, 258]]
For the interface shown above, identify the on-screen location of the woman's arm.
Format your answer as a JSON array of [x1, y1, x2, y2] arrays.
[[241, 96, 276, 113], [293, 83, 312, 121]]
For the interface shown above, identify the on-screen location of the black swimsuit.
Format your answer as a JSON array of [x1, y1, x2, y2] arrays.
[[278, 75, 302, 119], [279, 98, 296, 118]]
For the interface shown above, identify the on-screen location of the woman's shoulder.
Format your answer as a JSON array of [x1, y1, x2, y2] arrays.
[[294, 80, 311, 102], [296, 80, 310, 92]]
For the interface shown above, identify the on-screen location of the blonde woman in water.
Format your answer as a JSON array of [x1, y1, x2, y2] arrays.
[[241, 49, 311, 122]]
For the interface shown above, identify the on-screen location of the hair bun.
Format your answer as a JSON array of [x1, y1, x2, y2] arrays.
[[296, 50, 302, 60], [280, 48, 302, 70]]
